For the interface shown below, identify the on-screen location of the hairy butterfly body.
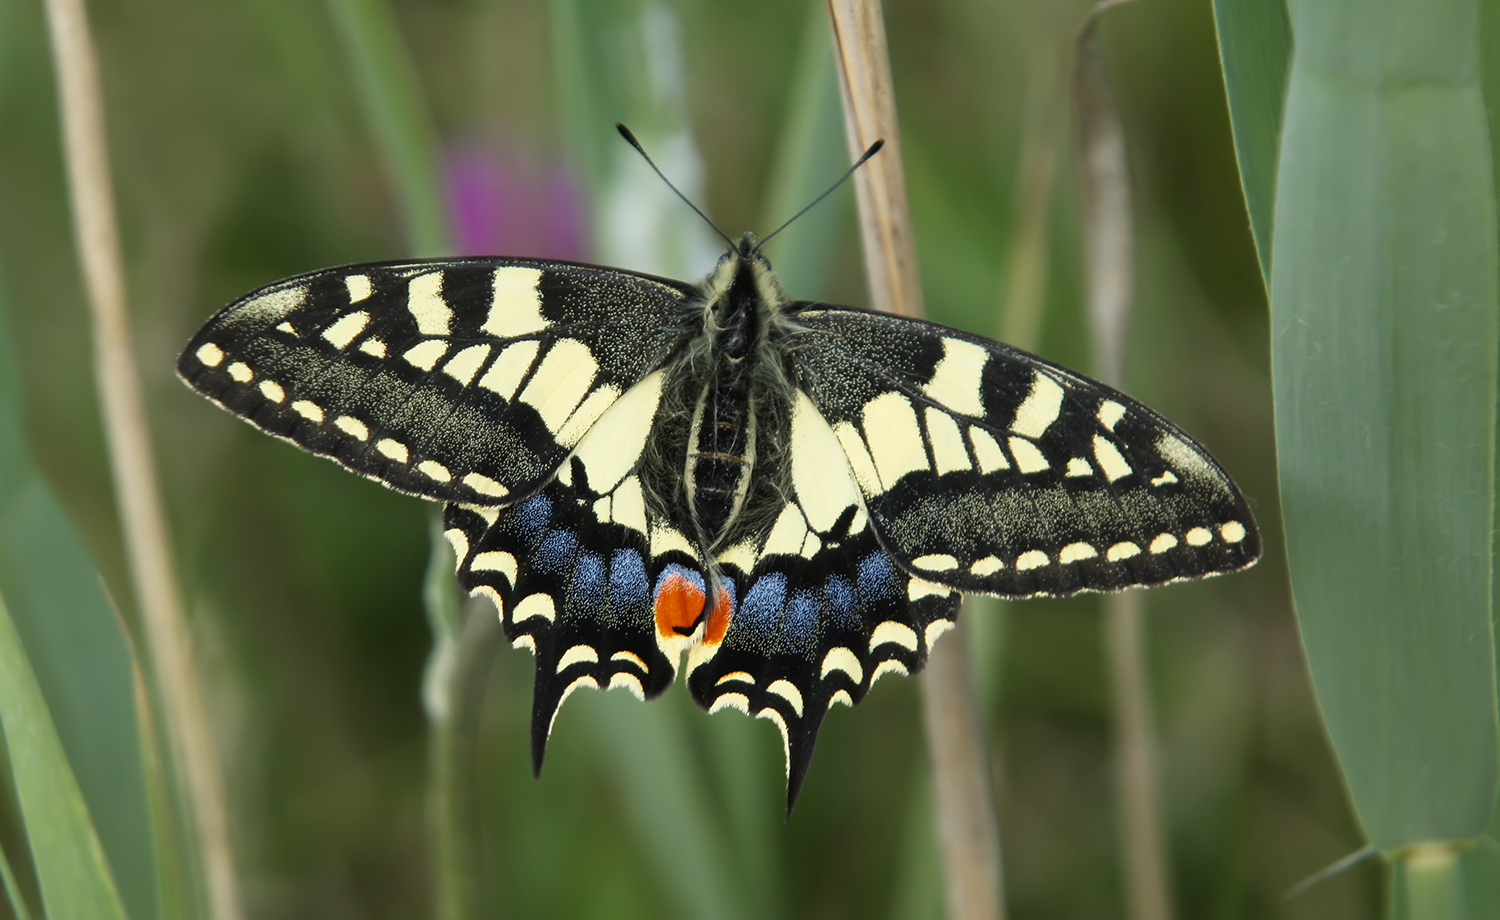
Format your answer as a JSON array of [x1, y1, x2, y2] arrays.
[[179, 232, 1260, 808]]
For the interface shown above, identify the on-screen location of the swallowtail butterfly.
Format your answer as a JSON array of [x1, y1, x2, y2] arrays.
[[179, 158, 1259, 809]]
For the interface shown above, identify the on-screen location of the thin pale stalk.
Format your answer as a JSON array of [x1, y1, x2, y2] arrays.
[[1404, 845, 1469, 920], [423, 515, 472, 920], [1074, 5, 1175, 918], [423, 513, 500, 920], [999, 46, 1062, 353], [425, 604, 498, 920], [1283, 845, 1375, 901], [1075, 0, 1136, 386], [1103, 593, 1174, 920], [826, 2, 1005, 918], [41, 2, 241, 918]]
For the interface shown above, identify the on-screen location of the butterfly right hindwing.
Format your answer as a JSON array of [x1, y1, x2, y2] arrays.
[[177, 258, 695, 506], [689, 506, 961, 805], [675, 389, 961, 804]]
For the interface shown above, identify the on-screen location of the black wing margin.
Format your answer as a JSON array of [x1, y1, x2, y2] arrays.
[[178, 258, 694, 505], [787, 304, 1261, 598]]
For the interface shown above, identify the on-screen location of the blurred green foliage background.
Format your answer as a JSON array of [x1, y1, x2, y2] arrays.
[[0, 0, 1376, 916]]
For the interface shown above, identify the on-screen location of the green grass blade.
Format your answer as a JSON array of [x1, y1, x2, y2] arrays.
[[757, 1, 853, 300], [0, 584, 129, 920], [0, 836, 35, 920], [549, 0, 717, 275], [583, 692, 744, 920], [1270, 0, 1500, 853], [1210, 0, 1290, 285], [0, 271, 158, 919], [323, 0, 450, 257], [1483, 0, 1500, 228]]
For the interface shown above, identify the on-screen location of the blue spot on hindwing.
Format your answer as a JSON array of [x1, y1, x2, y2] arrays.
[[568, 550, 607, 615], [506, 493, 553, 550], [823, 575, 858, 631], [536, 529, 579, 576], [739, 573, 788, 639], [783, 589, 820, 655], [857, 552, 899, 602], [608, 548, 650, 623]]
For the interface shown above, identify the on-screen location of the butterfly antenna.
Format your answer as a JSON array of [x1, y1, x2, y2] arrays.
[[756, 139, 884, 251], [616, 123, 737, 252]]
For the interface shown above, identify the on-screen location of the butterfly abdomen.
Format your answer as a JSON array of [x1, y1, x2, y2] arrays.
[[683, 369, 758, 549]]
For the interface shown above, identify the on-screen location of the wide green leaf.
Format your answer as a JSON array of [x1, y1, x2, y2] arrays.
[[1270, 0, 1500, 853], [1210, 0, 1290, 285]]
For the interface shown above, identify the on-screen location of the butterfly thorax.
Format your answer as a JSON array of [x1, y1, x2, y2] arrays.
[[657, 235, 795, 554]]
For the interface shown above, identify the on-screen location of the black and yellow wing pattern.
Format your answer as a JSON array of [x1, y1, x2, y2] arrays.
[[180, 238, 1259, 809]]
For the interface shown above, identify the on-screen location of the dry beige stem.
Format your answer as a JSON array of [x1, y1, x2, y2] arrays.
[[826, 0, 924, 319], [1075, 0, 1136, 389], [42, 1, 242, 917], [920, 626, 1007, 920], [826, 2, 1006, 918]]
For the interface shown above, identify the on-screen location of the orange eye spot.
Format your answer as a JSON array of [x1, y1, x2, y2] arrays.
[[654, 571, 706, 637], [704, 585, 733, 645]]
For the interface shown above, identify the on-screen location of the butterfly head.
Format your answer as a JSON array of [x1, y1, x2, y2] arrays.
[[735, 231, 762, 259], [693, 233, 787, 361]]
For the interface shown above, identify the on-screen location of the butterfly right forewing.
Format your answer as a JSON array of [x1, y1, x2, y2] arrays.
[[787, 304, 1260, 598]]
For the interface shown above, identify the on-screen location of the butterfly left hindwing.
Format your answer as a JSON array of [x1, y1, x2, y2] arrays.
[[440, 368, 702, 774]]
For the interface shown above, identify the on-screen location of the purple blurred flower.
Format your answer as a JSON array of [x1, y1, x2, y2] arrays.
[[444, 141, 586, 260]]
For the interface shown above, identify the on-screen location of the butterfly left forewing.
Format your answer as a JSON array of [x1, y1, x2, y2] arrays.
[[178, 258, 694, 506], [788, 304, 1261, 598]]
